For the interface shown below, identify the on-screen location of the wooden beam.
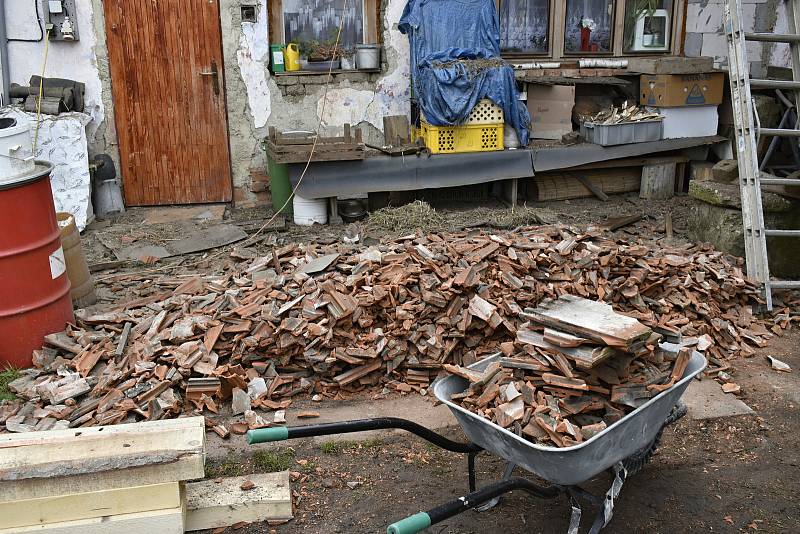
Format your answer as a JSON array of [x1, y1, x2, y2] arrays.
[[0, 505, 185, 534], [0, 417, 205, 502], [573, 175, 609, 201], [0, 483, 180, 530], [185, 472, 292, 531]]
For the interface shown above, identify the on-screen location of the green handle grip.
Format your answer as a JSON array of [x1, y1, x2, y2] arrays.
[[387, 512, 431, 534], [247, 427, 289, 445]]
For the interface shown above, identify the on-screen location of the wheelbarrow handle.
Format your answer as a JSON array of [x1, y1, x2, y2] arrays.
[[246, 417, 482, 454], [386, 512, 431, 534], [387, 477, 561, 533]]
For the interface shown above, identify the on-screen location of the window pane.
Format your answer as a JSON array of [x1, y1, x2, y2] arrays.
[[564, 0, 614, 53], [283, 0, 364, 47], [500, 0, 550, 54], [623, 0, 673, 52]]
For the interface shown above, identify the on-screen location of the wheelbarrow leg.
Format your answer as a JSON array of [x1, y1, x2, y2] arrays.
[[475, 461, 516, 512]]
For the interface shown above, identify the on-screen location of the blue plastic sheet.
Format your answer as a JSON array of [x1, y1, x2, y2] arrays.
[[399, 0, 530, 145]]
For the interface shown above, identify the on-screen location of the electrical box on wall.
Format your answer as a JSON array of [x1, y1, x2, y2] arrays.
[[46, 0, 80, 41]]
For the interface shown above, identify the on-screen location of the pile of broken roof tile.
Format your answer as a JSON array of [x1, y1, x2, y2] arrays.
[[445, 294, 694, 448], [1, 224, 795, 434]]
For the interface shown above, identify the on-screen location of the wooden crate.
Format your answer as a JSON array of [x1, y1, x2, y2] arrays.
[[265, 124, 365, 164]]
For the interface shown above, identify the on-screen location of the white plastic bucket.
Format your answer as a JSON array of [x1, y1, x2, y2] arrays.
[[293, 195, 328, 226], [355, 45, 380, 70], [0, 118, 35, 186]]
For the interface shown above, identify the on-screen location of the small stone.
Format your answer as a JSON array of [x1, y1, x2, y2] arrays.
[[231, 423, 249, 435], [231, 388, 251, 415], [346, 481, 362, 489], [244, 409, 269, 429], [721, 382, 741, 394], [240, 479, 256, 491], [273, 409, 286, 424], [767, 355, 792, 373], [297, 411, 320, 419], [312, 394, 322, 402], [247, 377, 268, 400]]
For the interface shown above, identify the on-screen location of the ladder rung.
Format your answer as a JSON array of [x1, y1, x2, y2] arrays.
[[770, 280, 800, 289], [745, 32, 800, 43], [750, 79, 800, 90], [759, 128, 800, 137], [764, 229, 800, 237], [761, 178, 800, 185]]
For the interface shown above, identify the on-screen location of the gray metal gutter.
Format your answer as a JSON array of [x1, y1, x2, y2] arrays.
[[290, 149, 535, 199], [531, 135, 727, 171]]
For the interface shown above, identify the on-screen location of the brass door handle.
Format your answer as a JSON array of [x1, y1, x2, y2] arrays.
[[199, 60, 220, 95]]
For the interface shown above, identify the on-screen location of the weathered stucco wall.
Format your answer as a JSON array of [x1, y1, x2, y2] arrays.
[[684, 0, 788, 72], [4, 0, 119, 171], [8, 0, 786, 206], [220, 0, 411, 202]]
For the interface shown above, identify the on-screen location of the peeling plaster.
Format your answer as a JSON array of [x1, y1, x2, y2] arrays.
[[236, 0, 272, 129], [5, 0, 105, 142]]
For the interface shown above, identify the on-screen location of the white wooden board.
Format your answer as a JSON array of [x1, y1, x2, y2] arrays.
[[185, 472, 292, 531], [0, 483, 180, 530]]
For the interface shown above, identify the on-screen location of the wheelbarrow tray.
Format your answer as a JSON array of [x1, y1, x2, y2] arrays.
[[432, 343, 706, 486]]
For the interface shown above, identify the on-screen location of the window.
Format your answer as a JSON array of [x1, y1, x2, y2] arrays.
[[268, 0, 380, 50], [563, 0, 614, 53], [499, 0, 550, 54], [622, 0, 673, 53], [496, 0, 685, 58], [282, 0, 364, 47]]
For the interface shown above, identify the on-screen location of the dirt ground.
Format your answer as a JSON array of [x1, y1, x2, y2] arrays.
[[207, 331, 800, 534], [80, 195, 799, 533]]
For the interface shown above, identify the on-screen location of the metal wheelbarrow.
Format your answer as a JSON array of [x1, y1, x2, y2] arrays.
[[248, 343, 706, 533]]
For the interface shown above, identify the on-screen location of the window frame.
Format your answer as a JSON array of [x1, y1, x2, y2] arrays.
[[268, 0, 382, 50], [496, 0, 686, 60]]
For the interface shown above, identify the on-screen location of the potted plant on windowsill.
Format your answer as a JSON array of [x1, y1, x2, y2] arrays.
[[299, 39, 343, 71]]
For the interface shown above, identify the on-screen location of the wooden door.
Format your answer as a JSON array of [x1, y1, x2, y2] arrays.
[[104, 0, 232, 205]]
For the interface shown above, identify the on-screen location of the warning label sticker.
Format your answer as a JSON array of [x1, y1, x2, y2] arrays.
[[49, 247, 67, 279]]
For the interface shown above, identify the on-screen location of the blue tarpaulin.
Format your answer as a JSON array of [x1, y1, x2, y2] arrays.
[[398, 0, 530, 145]]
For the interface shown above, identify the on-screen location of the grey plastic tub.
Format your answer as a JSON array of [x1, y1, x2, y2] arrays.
[[432, 343, 705, 486], [580, 118, 663, 146]]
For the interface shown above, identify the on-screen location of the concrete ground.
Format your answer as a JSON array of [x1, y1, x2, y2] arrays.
[[81, 197, 799, 533], [201, 331, 800, 534]]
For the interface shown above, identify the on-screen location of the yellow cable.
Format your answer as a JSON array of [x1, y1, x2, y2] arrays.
[[33, 29, 52, 153]]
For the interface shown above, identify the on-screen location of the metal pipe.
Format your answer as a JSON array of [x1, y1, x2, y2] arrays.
[[0, 0, 11, 105]]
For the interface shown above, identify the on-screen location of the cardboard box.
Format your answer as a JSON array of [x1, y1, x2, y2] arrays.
[[648, 105, 719, 139], [640, 73, 724, 107], [527, 84, 575, 140]]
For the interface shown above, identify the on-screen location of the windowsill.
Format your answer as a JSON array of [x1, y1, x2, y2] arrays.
[[273, 69, 382, 76]]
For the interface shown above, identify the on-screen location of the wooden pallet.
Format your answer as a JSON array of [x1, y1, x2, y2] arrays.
[[266, 124, 365, 164]]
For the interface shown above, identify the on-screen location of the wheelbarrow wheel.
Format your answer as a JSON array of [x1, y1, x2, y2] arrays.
[[622, 401, 687, 476]]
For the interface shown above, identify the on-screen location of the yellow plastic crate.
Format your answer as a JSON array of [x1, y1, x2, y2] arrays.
[[418, 121, 504, 154]]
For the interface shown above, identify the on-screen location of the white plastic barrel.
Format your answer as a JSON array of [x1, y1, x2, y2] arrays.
[[293, 195, 328, 226], [0, 118, 35, 185], [355, 45, 381, 70]]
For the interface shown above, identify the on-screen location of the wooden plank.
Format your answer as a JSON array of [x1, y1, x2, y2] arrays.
[[522, 295, 651, 350], [0, 505, 185, 534], [516, 328, 621, 369], [0, 483, 180, 530], [104, 0, 232, 206], [573, 174, 609, 201], [0, 417, 205, 501], [640, 161, 677, 200], [185, 472, 292, 531], [627, 56, 715, 74]]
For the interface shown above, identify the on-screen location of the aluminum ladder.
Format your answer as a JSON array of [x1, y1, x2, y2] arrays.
[[724, 0, 800, 310]]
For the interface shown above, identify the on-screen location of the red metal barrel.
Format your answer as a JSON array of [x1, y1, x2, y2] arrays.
[[0, 162, 74, 368]]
